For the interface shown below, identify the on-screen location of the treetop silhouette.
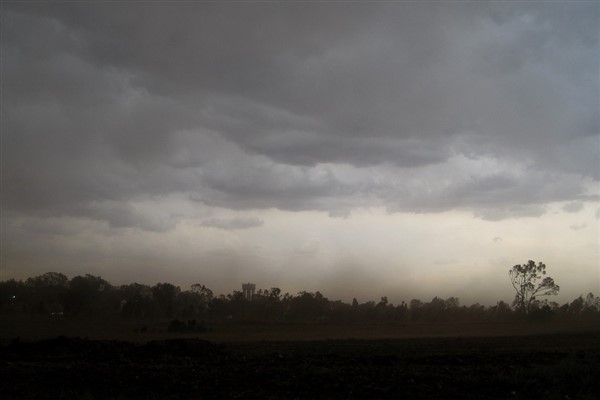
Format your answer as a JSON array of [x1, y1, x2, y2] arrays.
[[509, 260, 559, 314]]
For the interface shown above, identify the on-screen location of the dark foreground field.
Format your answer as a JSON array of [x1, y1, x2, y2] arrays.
[[2, 332, 599, 400]]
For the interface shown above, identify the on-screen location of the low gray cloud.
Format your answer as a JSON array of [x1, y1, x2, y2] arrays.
[[475, 205, 547, 221], [1, 2, 598, 231], [562, 202, 584, 213], [328, 209, 351, 219], [493, 237, 503, 244], [84, 201, 177, 232], [201, 217, 264, 230]]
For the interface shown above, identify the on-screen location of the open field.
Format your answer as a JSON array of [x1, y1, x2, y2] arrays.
[[1, 322, 599, 399], [2, 315, 600, 343], [1, 333, 599, 399]]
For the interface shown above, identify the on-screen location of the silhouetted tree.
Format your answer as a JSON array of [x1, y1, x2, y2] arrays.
[[288, 291, 329, 321], [509, 260, 559, 314], [152, 283, 180, 318], [191, 284, 213, 301], [268, 287, 281, 301], [25, 272, 69, 314], [65, 274, 113, 316], [445, 297, 460, 309], [119, 283, 153, 318], [409, 299, 423, 322], [490, 300, 513, 322]]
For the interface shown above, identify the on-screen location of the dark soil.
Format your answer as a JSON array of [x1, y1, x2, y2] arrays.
[[2, 333, 599, 399]]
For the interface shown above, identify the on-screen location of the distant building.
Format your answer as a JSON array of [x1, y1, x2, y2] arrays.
[[242, 283, 256, 300]]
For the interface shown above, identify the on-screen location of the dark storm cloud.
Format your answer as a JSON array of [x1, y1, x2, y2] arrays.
[[2, 2, 598, 230]]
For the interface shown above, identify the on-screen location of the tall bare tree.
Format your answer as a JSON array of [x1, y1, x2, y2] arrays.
[[509, 260, 559, 313]]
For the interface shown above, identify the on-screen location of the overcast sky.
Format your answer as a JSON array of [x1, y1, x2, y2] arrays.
[[1, 2, 598, 304]]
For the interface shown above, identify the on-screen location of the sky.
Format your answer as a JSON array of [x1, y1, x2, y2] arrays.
[[1, 1, 598, 305]]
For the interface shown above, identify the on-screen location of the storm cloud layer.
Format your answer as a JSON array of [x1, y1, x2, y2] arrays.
[[2, 2, 598, 231], [1, 2, 599, 301]]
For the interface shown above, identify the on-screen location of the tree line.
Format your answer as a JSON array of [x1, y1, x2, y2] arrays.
[[1, 270, 599, 324]]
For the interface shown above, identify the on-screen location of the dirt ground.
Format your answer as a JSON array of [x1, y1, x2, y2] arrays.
[[2, 332, 599, 399]]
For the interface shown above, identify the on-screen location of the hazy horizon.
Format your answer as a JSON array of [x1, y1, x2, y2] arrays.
[[1, 2, 598, 307]]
